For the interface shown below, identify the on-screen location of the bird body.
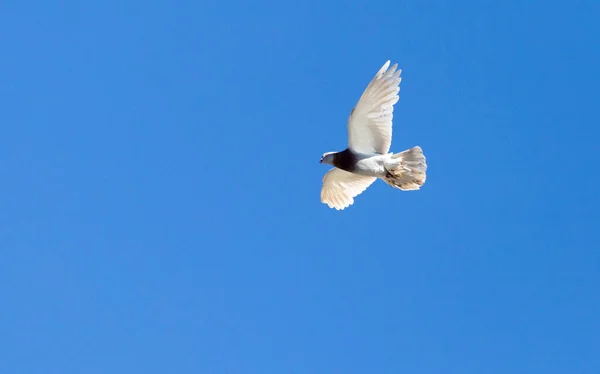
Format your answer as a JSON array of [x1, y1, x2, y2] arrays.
[[319, 61, 428, 210], [323, 148, 388, 177]]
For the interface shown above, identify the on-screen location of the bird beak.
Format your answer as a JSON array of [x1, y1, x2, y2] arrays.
[[319, 158, 323, 164]]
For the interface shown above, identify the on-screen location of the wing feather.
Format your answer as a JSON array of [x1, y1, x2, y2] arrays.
[[320, 168, 376, 210], [347, 61, 402, 154]]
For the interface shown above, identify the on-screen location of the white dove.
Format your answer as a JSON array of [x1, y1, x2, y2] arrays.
[[320, 60, 427, 210]]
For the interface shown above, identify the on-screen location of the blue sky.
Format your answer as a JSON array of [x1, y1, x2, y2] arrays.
[[1, 0, 599, 373]]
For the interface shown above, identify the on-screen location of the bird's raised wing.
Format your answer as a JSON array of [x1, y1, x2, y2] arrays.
[[347, 61, 402, 154], [320, 168, 376, 210]]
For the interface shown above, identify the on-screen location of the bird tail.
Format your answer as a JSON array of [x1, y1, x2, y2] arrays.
[[382, 146, 427, 190]]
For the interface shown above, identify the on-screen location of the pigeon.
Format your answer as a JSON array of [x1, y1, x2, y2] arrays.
[[319, 61, 427, 210]]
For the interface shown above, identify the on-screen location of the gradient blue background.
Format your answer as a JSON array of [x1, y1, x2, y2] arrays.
[[2, 1, 599, 373]]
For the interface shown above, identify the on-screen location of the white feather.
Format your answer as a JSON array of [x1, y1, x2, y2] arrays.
[[320, 168, 376, 210], [347, 61, 401, 154]]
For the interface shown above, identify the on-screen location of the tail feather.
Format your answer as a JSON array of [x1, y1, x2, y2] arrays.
[[383, 146, 427, 191]]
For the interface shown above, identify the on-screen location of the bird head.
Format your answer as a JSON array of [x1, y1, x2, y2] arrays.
[[320, 152, 336, 165]]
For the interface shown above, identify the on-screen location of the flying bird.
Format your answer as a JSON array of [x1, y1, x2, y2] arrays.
[[320, 61, 427, 210]]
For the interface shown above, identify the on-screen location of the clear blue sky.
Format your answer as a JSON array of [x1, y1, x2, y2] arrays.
[[2, 1, 599, 373]]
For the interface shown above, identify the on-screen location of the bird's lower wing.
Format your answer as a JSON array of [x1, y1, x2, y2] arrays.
[[320, 168, 376, 210]]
